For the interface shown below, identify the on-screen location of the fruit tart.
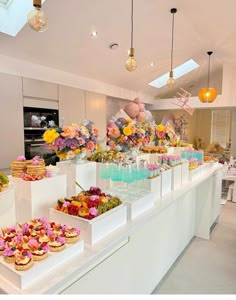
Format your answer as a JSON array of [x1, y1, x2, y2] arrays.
[[28, 239, 49, 261], [15, 250, 33, 271], [62, 226, 80, 244], [48, 234, 65, 252]]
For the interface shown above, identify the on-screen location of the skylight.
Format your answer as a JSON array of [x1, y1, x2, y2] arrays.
[[0, 0, 46, 37], [148, 59, 199, 89], [0, 0, 13, 8]]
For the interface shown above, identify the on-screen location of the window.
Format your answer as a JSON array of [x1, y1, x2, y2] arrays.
[[211, 110, 231, 148]]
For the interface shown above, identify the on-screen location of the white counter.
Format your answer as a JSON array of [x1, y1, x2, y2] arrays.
[[0, 164, 223, 294]]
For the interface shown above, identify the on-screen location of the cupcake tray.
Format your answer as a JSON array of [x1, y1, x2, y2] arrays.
[[50, 204, 127, 246], [0, 239, 84, 289]]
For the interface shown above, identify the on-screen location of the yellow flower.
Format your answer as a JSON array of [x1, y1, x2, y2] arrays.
[[57, 152, 67, 160], [71, 123, 78, 127], [126, 118, 132, 123], [74, 149, 81, 155], [123, 126, 132, 136], [43, 129, 59, 144], [157, 124, 165, 132]]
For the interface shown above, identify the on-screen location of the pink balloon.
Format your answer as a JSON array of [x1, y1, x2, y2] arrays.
[[124, 102, 140, 118], [133, 97, 141, 104], [138, 103, 145, 112], [137, 111, 146, 121]]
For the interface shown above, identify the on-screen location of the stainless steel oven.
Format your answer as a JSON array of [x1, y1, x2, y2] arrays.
[[24, 107, 59, 165]]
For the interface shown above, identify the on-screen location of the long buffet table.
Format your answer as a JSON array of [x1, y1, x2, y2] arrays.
[[0, 163, 223, 294]]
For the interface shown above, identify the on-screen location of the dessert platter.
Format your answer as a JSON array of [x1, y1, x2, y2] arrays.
[[50, 186, 127, 245], [0, 217, 84, 289]]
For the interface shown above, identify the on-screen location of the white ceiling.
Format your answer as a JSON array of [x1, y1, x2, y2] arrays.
[[0, 0, 236, 99]]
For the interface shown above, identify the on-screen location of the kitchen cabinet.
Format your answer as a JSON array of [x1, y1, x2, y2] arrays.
[[23, 77, 58, 100], [58, 85, 86, 126], [0, 73, 24, 170], [85, 91, 107, 146]]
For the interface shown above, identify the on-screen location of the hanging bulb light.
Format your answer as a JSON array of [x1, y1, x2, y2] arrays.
[[167, 8, 177, 87], [28, 0, 48, 32], [125, 0, 137, 71], [198, 51, 218, 103]]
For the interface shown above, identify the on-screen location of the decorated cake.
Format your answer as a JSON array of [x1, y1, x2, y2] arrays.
[[0, 218, 81, 271], [26, 156, 46, 177], [55, 186, 122, 220]]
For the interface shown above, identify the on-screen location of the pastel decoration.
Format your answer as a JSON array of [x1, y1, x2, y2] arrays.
[[114, 109, 130, 120], [124, 102, 140, 118], [133, 97, 141, 104], [136, 111, 146, 121], [145, 110, 153, 122], [138, 103, 145, 112]]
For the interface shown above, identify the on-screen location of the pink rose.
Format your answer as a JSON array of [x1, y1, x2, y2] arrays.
[[107, 127, 121, 138], [87, 141, 95, 151]]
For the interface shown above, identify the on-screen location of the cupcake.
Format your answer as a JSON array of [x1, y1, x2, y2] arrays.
[[14, 250, 33, 271]]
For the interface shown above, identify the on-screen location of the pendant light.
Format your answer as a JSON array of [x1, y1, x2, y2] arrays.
[[198, 51, 218, 103], [125, 0, 137, 71], [167, 8, 177, 88], [28, 0, 48, 32]]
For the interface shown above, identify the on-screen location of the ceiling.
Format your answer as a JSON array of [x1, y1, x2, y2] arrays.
[[0, 0, 236, 100]]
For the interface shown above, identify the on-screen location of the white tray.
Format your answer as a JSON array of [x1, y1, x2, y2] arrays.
[[0, 239, 84, 289], [106, 187, 154, 220], [50, 204, 127, 246]]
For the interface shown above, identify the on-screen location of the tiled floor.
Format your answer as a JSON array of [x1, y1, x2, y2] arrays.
[[153, 201, 236, 294]]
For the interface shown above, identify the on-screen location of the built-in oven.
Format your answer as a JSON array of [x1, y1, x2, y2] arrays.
[[24, 107, 59, 165]]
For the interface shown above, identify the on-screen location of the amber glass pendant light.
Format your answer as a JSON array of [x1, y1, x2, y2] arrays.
[[198, 51, 218, 103]]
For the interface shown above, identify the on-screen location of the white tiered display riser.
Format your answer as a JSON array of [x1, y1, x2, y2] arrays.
[[0, 185, 16, 227], [12, 175, 67, 223], [57, 160, 96, 196]]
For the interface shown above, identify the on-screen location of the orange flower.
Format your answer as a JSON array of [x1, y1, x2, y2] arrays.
[[78, 207, 89, 217], [71, 201, 82, 208]]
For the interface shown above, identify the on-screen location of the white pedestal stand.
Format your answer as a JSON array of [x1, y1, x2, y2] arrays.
[[0, 185, 16, 227]]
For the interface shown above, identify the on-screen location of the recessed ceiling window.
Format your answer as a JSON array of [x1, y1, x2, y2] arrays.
[[0, 0, 13, 8], [0, 0, 46, 37], [149, 59, 199, 89]]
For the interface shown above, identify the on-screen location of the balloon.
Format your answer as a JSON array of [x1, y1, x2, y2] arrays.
[[124, 102, 140, 118], [137, 111, 146, 121], [138, 102, 145, 112], [133, 97, 141, 104], [145, 110, 153, 122]]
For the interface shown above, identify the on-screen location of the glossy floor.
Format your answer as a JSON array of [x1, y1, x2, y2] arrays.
[[153, 201, 236, 294]]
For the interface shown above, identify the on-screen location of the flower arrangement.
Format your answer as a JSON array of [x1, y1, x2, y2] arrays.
[[43, 120, 99, 160], [106, 117, 155, 152], [155, 122, 177, 146], [55, 186, 122, 220]]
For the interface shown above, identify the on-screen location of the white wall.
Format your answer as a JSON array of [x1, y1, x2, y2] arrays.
[[0, 54, 153, 105]]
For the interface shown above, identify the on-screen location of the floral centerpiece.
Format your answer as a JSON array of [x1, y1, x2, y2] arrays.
[[106, 117, 155, 152], [55, 186, 122, 220], [155, 122, 178, 146], [43, 120, 99, 160]]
